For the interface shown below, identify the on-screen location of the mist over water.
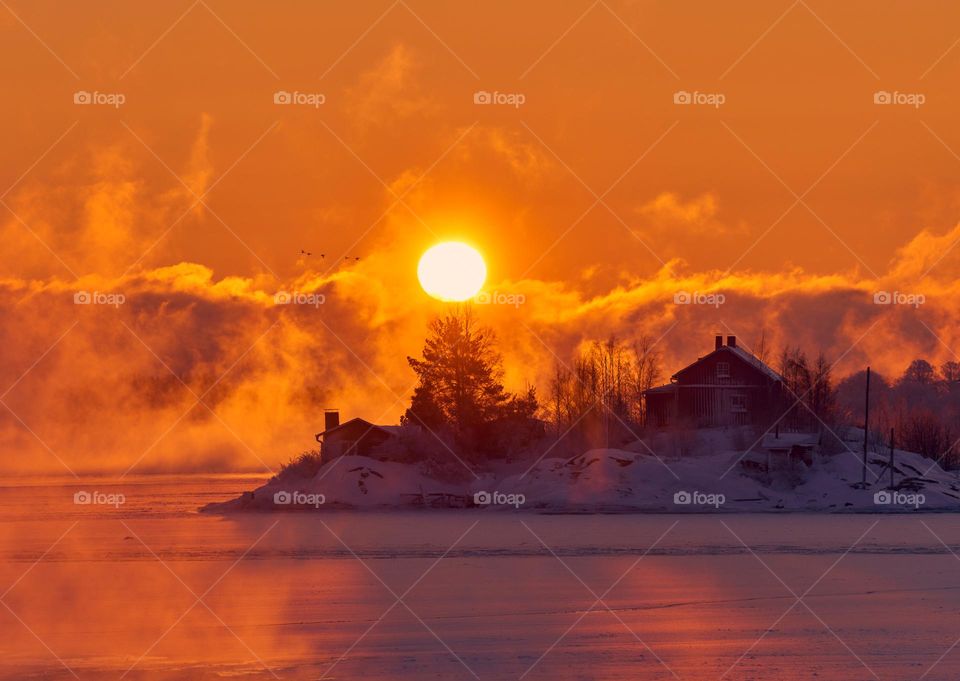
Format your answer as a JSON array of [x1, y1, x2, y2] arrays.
[[0, 476, 958, 680]]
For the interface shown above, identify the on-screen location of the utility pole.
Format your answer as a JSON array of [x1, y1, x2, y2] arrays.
[[889, 427, 895, 489], [862, 367, 871, 486]]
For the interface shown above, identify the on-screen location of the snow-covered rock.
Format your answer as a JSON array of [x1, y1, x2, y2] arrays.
[[204, 444, 960, 513]]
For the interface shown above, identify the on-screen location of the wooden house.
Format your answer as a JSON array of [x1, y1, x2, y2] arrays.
[[645, 335, 784, 428], [315, 410, 410, 460]]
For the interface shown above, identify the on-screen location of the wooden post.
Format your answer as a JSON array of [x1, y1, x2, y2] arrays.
[[889, 427, 895, 490], [862, 367, 871, 486]]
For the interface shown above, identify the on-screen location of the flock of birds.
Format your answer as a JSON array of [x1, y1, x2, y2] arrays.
[[299, 249, 361, 264]]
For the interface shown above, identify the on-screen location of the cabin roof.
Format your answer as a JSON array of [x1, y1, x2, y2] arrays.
[[316, 417, 402, 439], [672, 345, 783, 384], [645, 383, 677, 395], [726, 346, 783, 383]]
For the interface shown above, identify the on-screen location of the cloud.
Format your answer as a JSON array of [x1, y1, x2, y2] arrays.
[[887, 221, 960, 282], [344, 43, 438, 132], [2, 220, 959, 474], [3, 113, 959, 475], [478, 128, 554, 180], [182, 112, 215, 204], [0, 116, 215, 280], [636, 191, 738, 235]]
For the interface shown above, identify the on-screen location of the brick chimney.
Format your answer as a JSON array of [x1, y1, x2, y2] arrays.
[[715, 335, 723, 351], [727, 335, 736, 348], [324, 409, 340, 431]]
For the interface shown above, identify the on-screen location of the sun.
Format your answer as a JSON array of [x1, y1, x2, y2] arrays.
[[417, 242, 487, 302]]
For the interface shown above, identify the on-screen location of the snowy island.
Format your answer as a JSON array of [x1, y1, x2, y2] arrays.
[[205, 427, 960, 514]]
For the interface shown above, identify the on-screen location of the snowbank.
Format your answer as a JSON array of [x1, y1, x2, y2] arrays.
[[204, 440, 960, 513]]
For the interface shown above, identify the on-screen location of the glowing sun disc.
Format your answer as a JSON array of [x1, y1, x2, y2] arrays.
[[418, 242, 487, 302]]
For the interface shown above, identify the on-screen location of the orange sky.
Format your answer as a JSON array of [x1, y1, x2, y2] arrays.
[[2, 0, 960, 473]]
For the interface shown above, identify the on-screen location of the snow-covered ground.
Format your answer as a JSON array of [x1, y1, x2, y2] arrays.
[[208, 428, 960, 513]]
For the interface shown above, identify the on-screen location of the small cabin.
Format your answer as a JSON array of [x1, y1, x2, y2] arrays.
[[315, 410, 412, 461], [741, 432, 818, 472], [645, 335, 784, 428]]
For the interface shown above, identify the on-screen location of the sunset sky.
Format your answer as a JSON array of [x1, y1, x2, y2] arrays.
[[3, 0, 960, 473]]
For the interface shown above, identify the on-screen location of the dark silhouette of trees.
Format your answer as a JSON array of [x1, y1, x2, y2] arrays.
[[632, 336, 663, 423], [754, 328, 770, 365], [546, 335, 661, 447], [403, 309, 539, 457], [777, 346, 838, 428], [902, 359, 936, 385], [836, 359, 960, 468], [809, 352, 837, 422], [942, 360, 960, 384], [896, 409, 953, 461]]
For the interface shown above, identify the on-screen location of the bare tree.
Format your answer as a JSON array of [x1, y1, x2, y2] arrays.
[[809, 352, 837, 422], [754, 328, 769, 366], [632, 335, 662, 424], [941, 360, 960, 384], [546, 334, 662, 438], [548, 361, 573, 439], [902, 359, 936, 385]]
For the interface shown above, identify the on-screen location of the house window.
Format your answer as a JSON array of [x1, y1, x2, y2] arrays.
[[730, 393, 747, 412], [716, 362, 730, 379]]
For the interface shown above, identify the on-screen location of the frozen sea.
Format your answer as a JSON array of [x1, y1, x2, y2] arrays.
[[1, 475, 960, 680]]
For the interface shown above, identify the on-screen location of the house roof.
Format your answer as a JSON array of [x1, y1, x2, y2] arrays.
[[315, 417, 403, 442], [672, 345, 783, 384], [726, 346, 783, 383], [645, 383, 677, 395]]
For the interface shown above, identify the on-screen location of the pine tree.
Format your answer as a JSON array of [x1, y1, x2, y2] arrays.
[[403, 309, 510, 437]]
